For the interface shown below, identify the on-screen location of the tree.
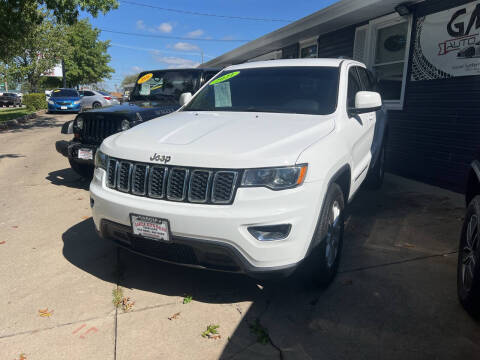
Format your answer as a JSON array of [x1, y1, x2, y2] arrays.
[[63, 19, 114, 87], [0, 0, 118, 61], [121, 74, 139, 88], [7, 18, 66, 92]]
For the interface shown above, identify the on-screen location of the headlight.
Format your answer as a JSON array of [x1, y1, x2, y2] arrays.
[[48, 100, 54, 105], [121, 119, 130, 131], [73, 100, 81, 104], [75, 116, 84, 129], [95, 150, 108, 170], [241, 164, 307, 190]]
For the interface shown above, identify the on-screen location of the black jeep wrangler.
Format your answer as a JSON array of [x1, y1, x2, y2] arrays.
[[55, 68, 219, 178]]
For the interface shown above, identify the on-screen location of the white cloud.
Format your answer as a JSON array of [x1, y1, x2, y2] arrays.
[[186, 29, 204, 38], [154, 56, 200, 69], [157, 22, 173, 33], [131, 66, 143, 73], [173, 42, 200, 52], [136, 20, 146, 30]]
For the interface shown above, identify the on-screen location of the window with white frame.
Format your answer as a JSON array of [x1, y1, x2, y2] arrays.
[[354, 13, 412, 110], [299, 37, 318, 58]]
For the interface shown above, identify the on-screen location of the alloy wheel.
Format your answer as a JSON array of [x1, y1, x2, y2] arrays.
[[461, 214, 479, 292], [325, 200, 342, 268]]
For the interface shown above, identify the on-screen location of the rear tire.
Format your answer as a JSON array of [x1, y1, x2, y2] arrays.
[[69, 159, 94, 180], [93, 102, 102, 109], [366, 143, 385, 189], [458, 196, 480, 318], [302, 183, 345, 287]]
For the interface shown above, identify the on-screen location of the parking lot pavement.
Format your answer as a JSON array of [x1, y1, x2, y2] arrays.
[[1, 112, 479, 359]]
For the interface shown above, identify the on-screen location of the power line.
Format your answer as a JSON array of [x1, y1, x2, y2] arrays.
[[99, 28, 251, 42], [120, 0, 293, 22]]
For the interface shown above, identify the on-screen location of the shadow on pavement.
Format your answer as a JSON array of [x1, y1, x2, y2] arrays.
[[1, 115, 63, 133], [61, 176, 480, 359], [62, 218, 262, 305], [0, 153, 25, 160], [46, 168, 90, 190]]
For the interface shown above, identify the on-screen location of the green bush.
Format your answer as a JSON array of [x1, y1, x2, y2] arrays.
[[23, 93, 47, 111]]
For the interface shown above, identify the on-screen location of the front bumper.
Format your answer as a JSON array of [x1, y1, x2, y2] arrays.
[[48, 102, 81, 112], [55, 140, 98, 165], [90, 168, 325, 276]]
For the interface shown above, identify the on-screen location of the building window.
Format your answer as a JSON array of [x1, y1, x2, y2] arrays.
[[299, 37, 318, 58], [354, 13, 412, 110], [301, 44, 318, 58]]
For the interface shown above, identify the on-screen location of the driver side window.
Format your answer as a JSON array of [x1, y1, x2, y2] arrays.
[[347, 67, 361, 109]]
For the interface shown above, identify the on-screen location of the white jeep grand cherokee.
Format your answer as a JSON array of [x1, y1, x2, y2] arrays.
[[90, 59, 387, 284]]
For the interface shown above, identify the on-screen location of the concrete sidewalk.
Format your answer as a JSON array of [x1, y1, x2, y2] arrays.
[[0, 112, 479, 360]]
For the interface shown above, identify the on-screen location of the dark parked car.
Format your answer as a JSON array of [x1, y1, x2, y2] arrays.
[[458, 159, 480, 317], [55, 68, 219, 178], [0, 92, 22, 107]]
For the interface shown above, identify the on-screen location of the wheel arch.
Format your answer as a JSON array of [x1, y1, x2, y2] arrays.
[[466, 160, 480, 206]]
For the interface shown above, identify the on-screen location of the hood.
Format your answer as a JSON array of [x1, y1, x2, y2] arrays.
[[83, 100, 179, 118], [102, 111, 335, 168], [51, 97, 80, 101]]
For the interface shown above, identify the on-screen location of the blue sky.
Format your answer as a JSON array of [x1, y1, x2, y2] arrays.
[[83, 0, 338, 91]]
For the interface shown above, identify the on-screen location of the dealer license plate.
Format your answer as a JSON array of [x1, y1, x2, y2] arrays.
[[78, 148, 93, 160], [131, 214, 170, 241], [61, 106, 67, 110]]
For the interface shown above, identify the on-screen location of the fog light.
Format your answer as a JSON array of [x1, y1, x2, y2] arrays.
[[248, 224, 291, 241]]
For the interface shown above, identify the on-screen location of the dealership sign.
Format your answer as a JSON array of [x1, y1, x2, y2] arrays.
[[411, 1, 480, 80]]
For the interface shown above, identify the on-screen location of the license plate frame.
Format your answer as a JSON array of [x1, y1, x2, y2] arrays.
[[130, 214, 171, 242], [61, 106, 67, 110], [78, 148, 93, 160]]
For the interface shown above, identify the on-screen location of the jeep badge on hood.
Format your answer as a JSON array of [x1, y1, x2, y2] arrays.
[[150, 153, 171, 163]]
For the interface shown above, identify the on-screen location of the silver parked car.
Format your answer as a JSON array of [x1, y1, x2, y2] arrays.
[[79, 90, 120, 109]]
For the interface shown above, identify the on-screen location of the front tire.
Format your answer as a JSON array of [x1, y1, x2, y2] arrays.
[[303, 183, 345, 287], [69, 159, 94, 180], [458, 196, 480, 318]]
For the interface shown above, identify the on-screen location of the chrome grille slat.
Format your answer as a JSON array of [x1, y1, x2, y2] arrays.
[[212, 171, 238, 204], [117, 161, 133, 192], [167, 168, 189, 201], [148, 166, 168, 198], [188, 170, 212, 203], [105, 158, 238, 204], [132, 164, 149, 195]]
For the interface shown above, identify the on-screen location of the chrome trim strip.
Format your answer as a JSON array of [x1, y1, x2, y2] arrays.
[[211, 171, 238, 204], [132, 164, 149, 196], [106, 159, 118, 188], [188, 170, 213, 203], [167, 168, 189, 201], [148, 166, 168, 199], [117, 161, 133, 192]]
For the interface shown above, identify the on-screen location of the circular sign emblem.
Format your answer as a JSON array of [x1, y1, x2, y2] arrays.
[[137, 73, 153, 84]]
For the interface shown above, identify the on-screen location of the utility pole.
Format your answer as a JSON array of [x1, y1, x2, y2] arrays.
[[62, 59, 66, 88]]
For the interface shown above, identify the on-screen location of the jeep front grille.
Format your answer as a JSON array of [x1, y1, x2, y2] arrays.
[[106, 158, 240, 205], [80, 115, 121, 144]]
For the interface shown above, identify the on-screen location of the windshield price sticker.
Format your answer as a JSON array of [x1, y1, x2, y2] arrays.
[[140, 83, 151, 95], [209, 71, 240, 85], [214, 82, 232, 107], [137, 73, 153, 84]]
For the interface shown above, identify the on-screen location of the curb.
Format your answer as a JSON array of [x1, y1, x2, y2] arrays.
[[0, 109, 47, 131]]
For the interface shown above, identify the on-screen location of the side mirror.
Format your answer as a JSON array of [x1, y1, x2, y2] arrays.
[[349, 91, 382, 114], [61, 120, 74, 134], [179, 92, 193, 106]]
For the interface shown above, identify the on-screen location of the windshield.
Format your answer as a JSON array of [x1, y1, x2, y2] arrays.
[[130, 70, 200, 104], [99, 91, 110, 96], [51, 89, 79, 98], [183, 67, 339, 115]]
